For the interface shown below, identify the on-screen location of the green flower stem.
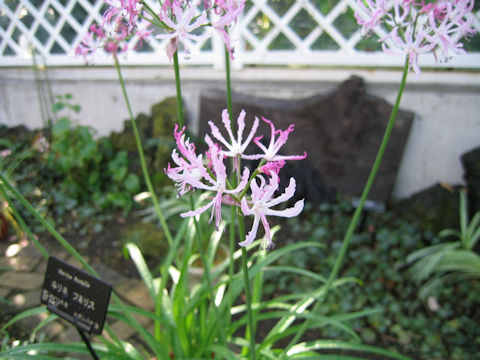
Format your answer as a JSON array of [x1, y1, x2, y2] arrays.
[[32, 52, 50, 130], [225, 47, 234, 122], [0, 172, 165, 358], [280, 57, 410, 358], [238, 205, 257, 360], [241, 246, 257, 360], [172, 48, 227, 351], [224, 44, 237, 327], [113, 55, 172, 247], [189, 197, 228, 349], [173, 51, 184, 127], [113, 55, 173, 354]]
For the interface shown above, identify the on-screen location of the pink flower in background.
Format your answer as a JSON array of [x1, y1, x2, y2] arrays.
[[354, 0, 477, 78], [211, 0, 246, 58], [240, 172, 304, 249], [244, 117, 307, 162], [425, 1, 476, 61], [75, 28, 101, 62], [134, 19, 154, 48], [0, 149, 12, 158], [76, 0, 246, 63], [156, 2, 209, 61], [74, 12, 152, 61], [354, 0, 389, 33], [103, 0, 142, 30], [381, 26, 435, 78]]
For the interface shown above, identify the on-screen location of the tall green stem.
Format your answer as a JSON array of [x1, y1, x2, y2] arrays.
[[113, 54, 173, 247], [173, 51, 184, 127], [241, 247, 257, 360], [189, 199, 227, 349], [225, 47, 234, 121], [280, 58, 410, 358], [224, 46, 238, 328], [114, 55, 175, 355]]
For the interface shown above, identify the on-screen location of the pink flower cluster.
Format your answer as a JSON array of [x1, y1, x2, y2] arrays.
[[75, 0, 152, 62], [354, 0, 477, 78], [156, 0, 246, 61], [75, 0, 246, 63], [165, 110, 307, 249]]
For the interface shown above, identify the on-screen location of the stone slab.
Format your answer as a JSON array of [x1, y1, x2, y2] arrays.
[[10, 289, 41, 310], [199, 76, 414, 204], [92, 262, 128, 286], [0, 255, 42, 272], [115, 280, 155, 311], [108, 313, 152, 340], [0, 287, 11, 298], [0, 271, 44, 290]]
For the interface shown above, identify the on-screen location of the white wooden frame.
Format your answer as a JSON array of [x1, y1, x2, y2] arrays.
[[1, 0, 479, 69]]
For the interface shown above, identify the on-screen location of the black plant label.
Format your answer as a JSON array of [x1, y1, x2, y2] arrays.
[[41, 256, 111, 334]]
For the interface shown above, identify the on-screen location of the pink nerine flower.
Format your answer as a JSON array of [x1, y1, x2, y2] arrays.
[[240, 172, 304, 249], [354, 0, 389, 33], [180, 135, 250, 228], [208, 109, 259, 169], [244, 117, 307, 162], [354, 0, 477, 79], [74, 12, 152, 62], [165, 124, 207, 196], [157, 2, 209, 61], [211, 0, 246, 58], [381, 26, 435, 77], [103, 0, 142, 30], [260, 160, 285, 177]]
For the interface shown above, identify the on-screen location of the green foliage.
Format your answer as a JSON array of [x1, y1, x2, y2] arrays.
[[45, 116, 140, 231], [275, 199, 480, 360], [3, 94, 141, 234], [0, 132, 42, 239], [408, 191, 480, 297]]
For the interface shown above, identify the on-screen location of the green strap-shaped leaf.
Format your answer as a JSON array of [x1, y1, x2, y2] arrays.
[[287, 340, 412, 360], [124, 242, 156, 300]]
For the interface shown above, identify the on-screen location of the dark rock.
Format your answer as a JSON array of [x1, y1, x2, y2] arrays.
[[121, 221, 168, 259], [397, 183, 461, 235], [198, 76, 413, 204], [0, 124, 38, 148], [110, 97, 179, 188], [462, 146, 480, 215]]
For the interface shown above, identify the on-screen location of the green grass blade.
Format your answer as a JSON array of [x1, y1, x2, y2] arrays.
[[207, 344, 237, 360], [287, 340, 412, 360], [0, 306, 48, 333], [264, 265, 328, 283], [406, 241, 459, 264], [30, 313, 59, 342], [460, 191, 468, 238], [467, 214, 480, 249], [124, 242, 156, 300]]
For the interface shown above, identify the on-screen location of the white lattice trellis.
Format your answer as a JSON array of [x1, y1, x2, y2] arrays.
[[1, 0, 480, 68]]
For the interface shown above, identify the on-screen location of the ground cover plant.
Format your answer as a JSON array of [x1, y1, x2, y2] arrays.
[[0, 0, 479, 359], [0, 94, 141, 236], [277, 200, 480, 359]]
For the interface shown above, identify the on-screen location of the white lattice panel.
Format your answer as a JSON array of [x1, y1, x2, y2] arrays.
[[1, 0, 479, 68]]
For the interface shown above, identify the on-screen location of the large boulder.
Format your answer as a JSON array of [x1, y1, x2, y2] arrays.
[[198, 76, 413, 205]]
